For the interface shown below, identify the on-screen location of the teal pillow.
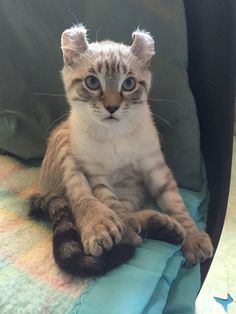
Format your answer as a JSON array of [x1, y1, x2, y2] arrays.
[[0, 0, 201, 190]]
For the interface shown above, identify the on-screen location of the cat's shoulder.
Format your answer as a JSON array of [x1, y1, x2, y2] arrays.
[[47, 118, 70, 144]]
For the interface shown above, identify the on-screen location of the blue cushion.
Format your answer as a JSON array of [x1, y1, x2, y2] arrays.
[[71, 184, 208, 314]]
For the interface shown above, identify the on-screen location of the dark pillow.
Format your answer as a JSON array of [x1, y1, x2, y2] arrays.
[[0, 0, 201, 190]]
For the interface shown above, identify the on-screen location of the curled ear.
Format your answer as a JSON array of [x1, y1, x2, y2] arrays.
[[131, 29, 155, 66], [61, 24, 89, 65]]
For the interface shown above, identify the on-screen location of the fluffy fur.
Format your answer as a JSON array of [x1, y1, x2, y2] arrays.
[[30, 25, 213, 276]]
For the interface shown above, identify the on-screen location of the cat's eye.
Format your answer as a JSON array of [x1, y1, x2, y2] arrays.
[[122, 77, 136, 91], [85, 75, 100, 90]]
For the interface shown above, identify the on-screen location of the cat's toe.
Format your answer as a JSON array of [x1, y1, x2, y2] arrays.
[[124, 215, 141, 233], [121, 227, 142, 247]]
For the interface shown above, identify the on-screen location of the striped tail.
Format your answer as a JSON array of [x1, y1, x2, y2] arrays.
[[29, 193, 135, 277]]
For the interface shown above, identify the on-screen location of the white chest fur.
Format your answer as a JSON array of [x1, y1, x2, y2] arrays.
[[71, 128, 142, 173], [69, 107, 160, 177]]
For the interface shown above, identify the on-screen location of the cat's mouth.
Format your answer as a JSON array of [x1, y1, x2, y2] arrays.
[[102, 116, 119, 121]]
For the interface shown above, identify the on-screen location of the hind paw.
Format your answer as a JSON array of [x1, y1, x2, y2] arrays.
[[146, 213, 186, 246], [182, 231, 213, 265], [28, 193, 49, 220]]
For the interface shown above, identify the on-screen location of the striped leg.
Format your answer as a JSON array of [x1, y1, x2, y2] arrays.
[[89, 175, 142, 247], [62, 155, 126, 257], [139, 150, 213, 264]]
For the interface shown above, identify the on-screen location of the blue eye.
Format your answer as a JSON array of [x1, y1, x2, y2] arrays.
[[122, 77, 136, 91], [85, 75, 100, 90]]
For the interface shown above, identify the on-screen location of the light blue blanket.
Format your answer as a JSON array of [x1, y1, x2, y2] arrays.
[[72, 184, 208, 314], [0, 155, 208, 313]]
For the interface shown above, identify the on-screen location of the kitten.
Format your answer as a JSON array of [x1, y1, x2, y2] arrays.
[[30, 25, 213, 276]]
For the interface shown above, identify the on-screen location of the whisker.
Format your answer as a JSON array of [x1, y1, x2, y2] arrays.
[[0, 109, 21, 115], [62, 46, 95, 65], [61, 45, 95, 65], [126, 51, 133, 65], [127, 52, 136, 66], [67, 9, 79, 24], [34, 92, 65, 97], [149, 98, 179, 104], [44, 112, 70, 135], [77, 51, 95, 64], [78, 52, 95, 65], [150, 112, 173, 128], [158, 131, 167, 150], [95, 27, 101, 42]]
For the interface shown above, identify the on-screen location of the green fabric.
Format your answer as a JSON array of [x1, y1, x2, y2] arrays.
[[0, 0, 201, 190]]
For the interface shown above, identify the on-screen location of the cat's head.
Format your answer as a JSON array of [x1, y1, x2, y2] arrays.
[[61, 25, 155, 128]]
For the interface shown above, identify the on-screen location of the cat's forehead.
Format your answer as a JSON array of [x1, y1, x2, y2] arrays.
[[85, 41, 138, 75], [89, 41, 130, 58]]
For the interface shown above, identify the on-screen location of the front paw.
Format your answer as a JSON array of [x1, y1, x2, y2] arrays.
[[182, 231, 214, 265], [120, 214, 142, 247], [80, 208, 125, 257]]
